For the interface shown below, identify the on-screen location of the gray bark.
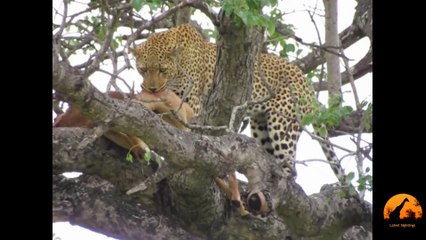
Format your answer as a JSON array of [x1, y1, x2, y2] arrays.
[[52, 61, 372, 239], [53, 127, 372, 240], [53, 174, 200, 240], [199, 10, 264, 134], [323, 0, 342, 101], [53, 1, 372, 239], [174, 0, 192, 25]]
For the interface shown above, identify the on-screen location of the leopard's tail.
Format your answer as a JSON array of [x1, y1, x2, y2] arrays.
[[314, 129, 349, 186]]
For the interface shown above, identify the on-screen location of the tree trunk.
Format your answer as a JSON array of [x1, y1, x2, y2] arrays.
[[52, 62, 372, 238], [53, 1, 373, 239], [323, 0, 342, 106], [198, 10, 263, 134]]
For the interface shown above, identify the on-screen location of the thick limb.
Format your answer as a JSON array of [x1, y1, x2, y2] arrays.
[[55, 90, 247, 215]]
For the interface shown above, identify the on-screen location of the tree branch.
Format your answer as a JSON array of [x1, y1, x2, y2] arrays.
[[125, 0, 192, 45], [53, 126, 372, 239], [292, 0, 372, 92], [53, 1, 373, 238], [293, 25, 362, 75], [53, 174, 201, 240], [312, 47, 372, 91], [275, 183, 372, 238], [53, 53, 372, 239], [188, 0, 220, 26]]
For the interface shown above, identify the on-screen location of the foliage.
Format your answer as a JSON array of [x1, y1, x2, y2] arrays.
[[132, 0, 163, 12], [132, 0, 144, 11], [126, 147, 164, 168], [266, 25, 304, 59], [223, 0, 278, 35], [53, 0, 373, 238], [338, 185, 357, 198], [305, 67, 324, 85], [357, 173, 372, 191], [143, 150, 165, 168], [126, 151, 134, 163], [338, 170, 372, 197], [302, 98, 353, 138], [361, 100, 372, 132]]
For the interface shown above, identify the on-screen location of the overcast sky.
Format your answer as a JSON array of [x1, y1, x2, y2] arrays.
[[53, 0, 372, 239]]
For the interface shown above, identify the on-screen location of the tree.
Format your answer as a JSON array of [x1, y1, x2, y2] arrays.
[[52, 0, 373, 239], [405, 209, 416, 221]]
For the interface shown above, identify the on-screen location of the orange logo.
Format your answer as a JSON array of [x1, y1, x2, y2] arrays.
[[384, 193, 422, 228]]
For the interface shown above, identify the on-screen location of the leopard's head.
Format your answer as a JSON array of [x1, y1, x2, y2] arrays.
[[130, 30, 180, 93]]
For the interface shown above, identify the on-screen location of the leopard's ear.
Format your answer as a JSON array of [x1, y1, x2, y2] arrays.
[[165, 42, 182, 58], [128, 46, 138, 56]]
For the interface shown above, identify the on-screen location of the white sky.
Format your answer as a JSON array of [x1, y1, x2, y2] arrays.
[[53, 0, 372, 239]]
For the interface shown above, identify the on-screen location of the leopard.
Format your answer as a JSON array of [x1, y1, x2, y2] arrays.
[[129, 24, 348, 211]]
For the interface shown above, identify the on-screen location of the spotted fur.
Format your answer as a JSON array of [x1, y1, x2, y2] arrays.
[[130, 24, 347, 184]]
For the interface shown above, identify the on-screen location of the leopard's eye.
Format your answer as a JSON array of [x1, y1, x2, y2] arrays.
[[159, 67, 167, 73], [138, 67, 147, 73]]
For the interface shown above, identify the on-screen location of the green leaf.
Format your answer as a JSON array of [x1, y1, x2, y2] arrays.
[[144, 151, 152, 163], [126, 152, 134, 163], [346, 172, 355, 181], [317, 125, 328, 138], [302, 114, 314, 126], [364, 175, 373, 184], [152, 0, 162, 7], [98, 27, 105, 41], [147, 0, 162, 11], [246, 0, 260, 10], [266, 20, 275, 36], [223, 1, 234, 17], [91, 16, 99, 25], [349, 186, 356, 195], [361, 102, 373, 131], [341, 106, 353, 115], [298, 97, 308, 106], [236, 9, 251, 25], [324, 111, 340, 126], [285, 43, 295, 53], [116, 35, 123, 42], [112, 39, 119, 50], [269, 0, 278, 6], [246, 12, 258, 25], [328, 94, 343, 108], [132, 0, 144, 11]]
